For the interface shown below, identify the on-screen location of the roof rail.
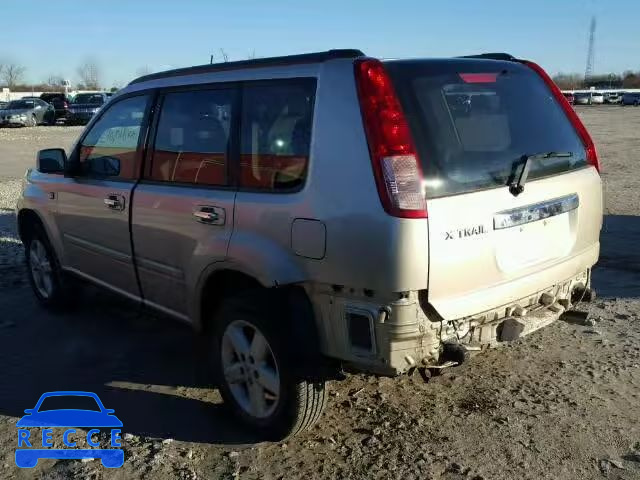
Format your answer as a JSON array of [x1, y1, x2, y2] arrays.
[[129, 49, 365, 85], [458, 53, 517, 62]]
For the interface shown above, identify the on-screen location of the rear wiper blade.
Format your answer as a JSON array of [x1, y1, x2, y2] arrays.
[[508, 151, 572, 196]]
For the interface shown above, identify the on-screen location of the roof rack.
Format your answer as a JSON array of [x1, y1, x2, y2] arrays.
[[458, 53, 518, 62], [129, 49, 365, 85]]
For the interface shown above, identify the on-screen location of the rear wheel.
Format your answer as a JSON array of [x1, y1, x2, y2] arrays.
[[634, 100, 639, 107], [210, 292, 327, 440]]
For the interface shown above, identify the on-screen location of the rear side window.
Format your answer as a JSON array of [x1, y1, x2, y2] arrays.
[[150, 89, 235, 186], [240, 80, 315, 191], [385, 61, 587, 197]]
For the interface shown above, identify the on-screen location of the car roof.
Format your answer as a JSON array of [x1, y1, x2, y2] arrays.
[[128, 49, 364, 86]]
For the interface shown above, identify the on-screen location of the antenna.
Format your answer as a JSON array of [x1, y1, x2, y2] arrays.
[[584, 16, 596, 81]]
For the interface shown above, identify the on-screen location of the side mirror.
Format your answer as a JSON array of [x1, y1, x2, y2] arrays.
[[23, 409, 34, 415], [37, 148, 66, 174]]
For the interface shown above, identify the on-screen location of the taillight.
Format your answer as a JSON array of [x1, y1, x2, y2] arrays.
[[354, 58, 427, 218], [521, 60, 600, 173]]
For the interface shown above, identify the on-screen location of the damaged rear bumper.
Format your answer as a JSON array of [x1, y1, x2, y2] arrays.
[[318, 269, 592, 376]]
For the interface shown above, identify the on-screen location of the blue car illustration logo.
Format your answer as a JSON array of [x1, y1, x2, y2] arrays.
[[15, 391, 124, 468]]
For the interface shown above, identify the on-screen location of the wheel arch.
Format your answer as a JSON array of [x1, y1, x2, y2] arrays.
[[195, 267, 326, 379], [17, 208, 46, 243]]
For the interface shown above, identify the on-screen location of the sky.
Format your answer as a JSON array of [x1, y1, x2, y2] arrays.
[[1, 0, 638, 87]]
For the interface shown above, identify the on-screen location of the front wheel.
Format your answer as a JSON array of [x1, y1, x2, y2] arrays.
[[25, 224, 72, 310], [210, 293, 327, 440]]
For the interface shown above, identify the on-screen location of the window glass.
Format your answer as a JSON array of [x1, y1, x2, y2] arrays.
[[150, 89, 233, 186], [74, 93, 105, 105], [78, 95, 149, 179], [385, 61, 586, 197], [240, 81, 315, 191]]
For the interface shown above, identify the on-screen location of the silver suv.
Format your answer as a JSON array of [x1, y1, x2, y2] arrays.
[[16, 50, 602, 439]]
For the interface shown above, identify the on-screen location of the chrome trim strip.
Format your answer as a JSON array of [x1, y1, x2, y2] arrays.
[[494, 193, 579, 230]]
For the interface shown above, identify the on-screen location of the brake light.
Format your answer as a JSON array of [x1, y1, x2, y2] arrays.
[[354, 58, 427, 218], [459, 72, 498, 83], [521, 60, 600, 173]]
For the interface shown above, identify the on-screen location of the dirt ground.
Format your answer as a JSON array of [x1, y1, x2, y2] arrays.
[[0, 107, 639, 480]]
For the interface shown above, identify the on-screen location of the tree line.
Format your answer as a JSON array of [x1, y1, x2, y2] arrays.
[[0, 59, 106, 91], [552, 72, 640, 90]]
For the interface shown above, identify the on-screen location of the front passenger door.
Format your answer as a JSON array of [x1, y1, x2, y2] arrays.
[[55, 94, 151, 298]]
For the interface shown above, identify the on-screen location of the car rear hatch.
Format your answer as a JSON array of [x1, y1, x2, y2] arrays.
[[384, 58, 602, 320]]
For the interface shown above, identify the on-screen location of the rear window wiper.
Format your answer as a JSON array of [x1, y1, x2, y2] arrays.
[[509, 151, 572, 196]]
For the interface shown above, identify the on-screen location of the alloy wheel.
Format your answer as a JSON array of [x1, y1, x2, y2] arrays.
[[221, 320, 281, 419], [29, 239, 53, 299]]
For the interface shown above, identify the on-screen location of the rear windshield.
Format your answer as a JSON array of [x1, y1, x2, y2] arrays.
[[74, 94, 104, 105], [385, 60, 587, 198]]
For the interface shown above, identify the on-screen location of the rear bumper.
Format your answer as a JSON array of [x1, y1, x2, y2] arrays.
[[317, 264, 595, 376], [66, 113, 94, 124]]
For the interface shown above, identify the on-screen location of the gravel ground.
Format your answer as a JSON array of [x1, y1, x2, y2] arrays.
[[0, 125, 82, 181], [0, 108, 639, 480]]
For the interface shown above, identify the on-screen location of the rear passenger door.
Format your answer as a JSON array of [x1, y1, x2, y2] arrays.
[[132, 87, 238, 320]]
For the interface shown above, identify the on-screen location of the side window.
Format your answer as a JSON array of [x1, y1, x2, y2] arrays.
[[240, 80, 316, 191], [78, 95, 149, 179], [150, 89, 234, 186]]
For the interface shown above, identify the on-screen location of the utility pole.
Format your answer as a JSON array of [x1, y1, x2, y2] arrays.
[[584, 16, 596, 82]]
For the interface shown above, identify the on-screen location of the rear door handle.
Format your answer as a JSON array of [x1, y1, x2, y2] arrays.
[[193, 206, 225, 225], [104, 194, 126, 211]]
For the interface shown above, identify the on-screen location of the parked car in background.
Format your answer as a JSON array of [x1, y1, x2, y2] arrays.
[[590, 92, 604, 104], [622, 92, 640, 106], [574, 92, 595, 105], [67, 93, 109, 125], [17, 50, 602, 439], [40, 93, 72, 122], [562, 92, 575, 104], [604, 92, 622, 104], [0, 101, 8, 110], [0, 98, 54, 126]]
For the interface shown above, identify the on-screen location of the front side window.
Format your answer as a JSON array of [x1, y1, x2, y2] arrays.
[[78, 95, 149, 179], [240, 80, 315, 191], [150, 89, 234, 186]]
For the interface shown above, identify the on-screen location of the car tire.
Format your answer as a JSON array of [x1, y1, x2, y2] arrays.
[[634, 101, 639, 107], [209, 291, 327, 440], [24, 223, 73, 310]]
